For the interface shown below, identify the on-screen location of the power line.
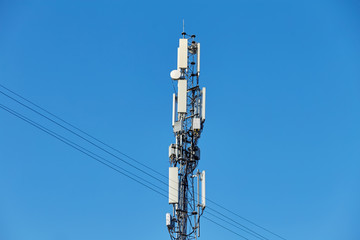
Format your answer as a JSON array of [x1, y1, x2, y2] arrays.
[[0, 103, 194, 207], [0, 85, 199, 195], [0, 88, 191, 202], [0, 88, 169, 189], [206, 210, 268, 240], [0, 103, 168, 199], [202, 215, 250, 240], [0, 84, 287, 240], [0, 103, 262, 240], [0, 83, 168, 180], [207, 200, 287, 240]]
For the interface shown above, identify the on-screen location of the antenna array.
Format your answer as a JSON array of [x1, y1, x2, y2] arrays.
[[166, 32, 206, 240]]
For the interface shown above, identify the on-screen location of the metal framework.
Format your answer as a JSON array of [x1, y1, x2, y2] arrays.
[[167, 32, 206, 240]]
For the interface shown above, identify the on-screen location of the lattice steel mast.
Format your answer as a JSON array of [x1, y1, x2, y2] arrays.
[[166, 32, 206, 240]]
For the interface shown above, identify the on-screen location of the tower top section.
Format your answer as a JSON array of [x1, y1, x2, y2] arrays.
[[166, 32, 206, 239]]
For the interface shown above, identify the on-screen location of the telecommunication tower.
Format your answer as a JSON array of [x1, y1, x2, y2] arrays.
[[166, 32, 206, 240]]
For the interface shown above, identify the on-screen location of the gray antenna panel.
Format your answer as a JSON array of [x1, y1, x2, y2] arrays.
[[201, 170, 206, 208], [169, 167, 179, 204], [177, 39, 188, 69], [197, 43, 200, 74], [178, 80, 187, 113], [201, 87, 206, 121], [172, 93, 176, 126]]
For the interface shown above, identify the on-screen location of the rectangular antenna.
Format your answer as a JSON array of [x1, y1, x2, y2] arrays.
[[197, 43, 200, 74], [178, 80, 187, 113], [177, 39, 188, 69], [169, 167, 179, 204], [201, 170, 206, 208], [201, 87, 206, 121], [172, 93, 176, 126]]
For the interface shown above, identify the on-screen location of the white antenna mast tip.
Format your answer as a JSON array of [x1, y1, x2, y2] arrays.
[[182, 19, 186, 37]]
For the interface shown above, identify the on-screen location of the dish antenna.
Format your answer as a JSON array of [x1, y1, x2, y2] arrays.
[[170, 69, 181, 80]]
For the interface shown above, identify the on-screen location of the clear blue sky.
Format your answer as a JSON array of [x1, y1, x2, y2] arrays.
[[1, 1, 359, 240]]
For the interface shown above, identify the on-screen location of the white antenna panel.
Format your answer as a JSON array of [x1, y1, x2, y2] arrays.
[[201, 87, 206, 121], [178, 80, 187, 113], [197, 43, 200, 74], [177, 39, 188, 69], [192, 117, 201, 130], [169, 167, 179, 204], [172, 93, 176, 126], [166, 213, 172, 227], [201, 170, 206, 208]]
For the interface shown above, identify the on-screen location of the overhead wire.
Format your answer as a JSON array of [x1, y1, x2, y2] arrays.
[[206, 210, 268, 240], [0, 84, 287, 240], [207, 200, 287, 240], [0, 103, 168, 198], [0, 83, 168, 180], [0, 102, 195, 207], [202, 215, 250, 240], [0, 85, 285, 240], [0, 102, 252, 240], [0, 88, 170, 189], [0, 85, 195, 198]]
